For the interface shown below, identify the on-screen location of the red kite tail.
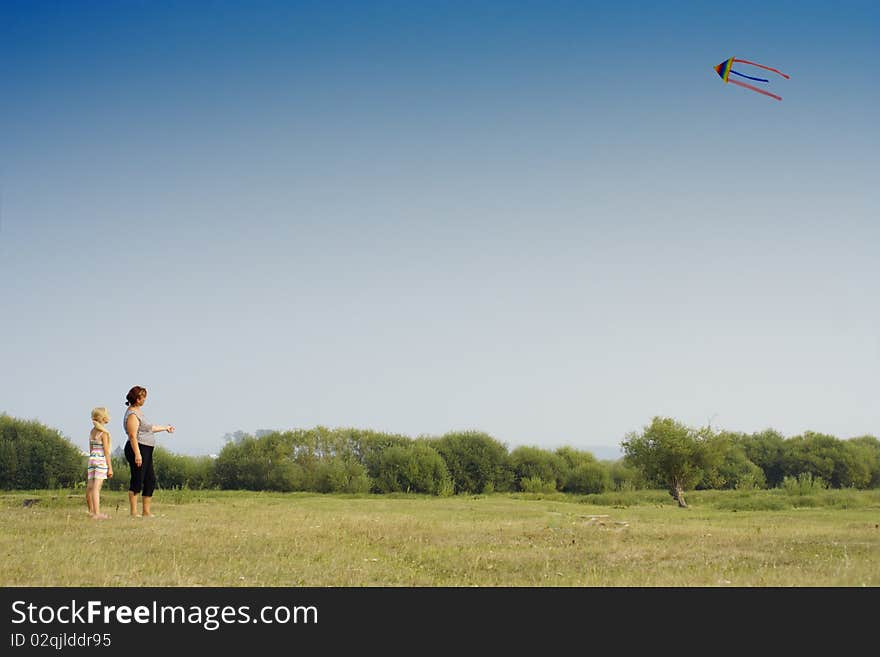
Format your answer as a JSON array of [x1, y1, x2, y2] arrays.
[[728, 78, 782, 101], [732, 59, 790, 79]]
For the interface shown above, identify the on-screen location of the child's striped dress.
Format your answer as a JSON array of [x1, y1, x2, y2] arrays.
[[87, 432, 109, 480]]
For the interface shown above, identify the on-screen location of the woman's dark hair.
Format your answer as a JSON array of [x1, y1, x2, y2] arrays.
[[125, 386, 147, 407]]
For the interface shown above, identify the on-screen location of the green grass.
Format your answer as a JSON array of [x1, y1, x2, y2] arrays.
[[1, 489, 878, 586]]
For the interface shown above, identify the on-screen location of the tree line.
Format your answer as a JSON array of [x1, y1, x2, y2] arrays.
[[1, 413, 878, 498]]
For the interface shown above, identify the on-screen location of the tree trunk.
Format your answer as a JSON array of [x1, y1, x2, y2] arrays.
[[670, 481, 688, 508]]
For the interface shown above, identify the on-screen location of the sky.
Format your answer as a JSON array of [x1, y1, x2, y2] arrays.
[[2, 0, 878, 458]]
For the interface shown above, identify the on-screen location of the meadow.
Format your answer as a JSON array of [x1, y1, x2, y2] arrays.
[[1, 489, 878, 587]]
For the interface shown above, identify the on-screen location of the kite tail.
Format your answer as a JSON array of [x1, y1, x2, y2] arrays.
[[728, 78, 782, 101], [729, 69, 769, 83], [732, 59, 790, 79]]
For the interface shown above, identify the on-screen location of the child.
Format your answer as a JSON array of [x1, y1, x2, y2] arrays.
[[86, 407, 113, 519]]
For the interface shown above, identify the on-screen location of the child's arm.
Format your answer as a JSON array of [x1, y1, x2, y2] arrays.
[[101, 432, 113, 478]]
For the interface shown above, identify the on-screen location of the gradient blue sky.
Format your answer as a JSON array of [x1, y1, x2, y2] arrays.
[[2, 1, 878, 457]]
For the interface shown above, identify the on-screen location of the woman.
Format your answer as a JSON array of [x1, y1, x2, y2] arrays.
[[123, 385, 175, 517]]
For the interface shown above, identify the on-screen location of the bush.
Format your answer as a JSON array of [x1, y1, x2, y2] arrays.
[[563, 461, 612, 494], [104, 452, 129, 491], [783, 472, 828, 495], [847, 436, 880, 488], [349, 430, 414, 481], [510, 446, 566, 491], [782, 432, 867, 489], [0, 414, 85, 489], [153, 448, 214, 490], [519, 476, 557, 494], [212, 435, 269, 490], [373, 443, 452, 495], [693, 433, 765, 490], [607, 460, 642, 491], [734, 471, 764, 491], [314, 457, 371, 494], [430, 431, 513, 494], [736, 430, 787, 488], [267, 460, 307, 492]]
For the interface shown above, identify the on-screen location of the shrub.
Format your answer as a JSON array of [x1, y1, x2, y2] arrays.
[[430, 431, 513, 494], [563, 461, 612, 494], [846, 436, 880, 488], [348, 430, 414, 480], [104, 452, 130, 491], [314, 457, 371, 494], [212, 435, 272, 490], [699, 444, 766, 490], [267, 460, 307, 492], [607, 460, 642, 491], [0, 414, 84, 489], [783, 472, 828, 495], [153, 448, 214, 490], [782, 432, 867, 489], [373, 443, 452, 495], [510, 446, 566, 491], [735, 471, 764, 491], [519, 476, 556, 494], [736, 429, 787, 488]]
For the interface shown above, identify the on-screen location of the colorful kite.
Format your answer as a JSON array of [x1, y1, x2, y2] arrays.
[[714, 57, 790, 101]]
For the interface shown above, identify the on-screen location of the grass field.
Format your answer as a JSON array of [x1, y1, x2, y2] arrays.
[[2, 489, 878, 586]]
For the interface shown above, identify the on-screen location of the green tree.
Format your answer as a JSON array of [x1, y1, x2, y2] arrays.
[[782, 432, 870, 489], [314, 456, 372, 494], [212, 434, 270, 490], [621, 417, 717, 507], [373, 442, 452, 495], [607, 459, 642, 491], [698, 432, 765, 490], [430, 431, 513, 494], [350, 430, 416, 487], [0, 414, 85, 489], [846, 436, 880, 488], [736, 429, 787, 488], [554, 447, 612, 494], [152, 448, 215, 489], [564, 460, 612, 494], [509, 446, 566, 491]]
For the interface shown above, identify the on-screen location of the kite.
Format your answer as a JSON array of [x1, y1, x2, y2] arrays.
[[714, 57, 790, 101]]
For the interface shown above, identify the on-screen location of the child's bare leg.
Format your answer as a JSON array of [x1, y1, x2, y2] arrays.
[[93, 479, 107, 519], [142, 496, 152, 517], [128, 490, 139, 517], [86, 480, 95, 515]]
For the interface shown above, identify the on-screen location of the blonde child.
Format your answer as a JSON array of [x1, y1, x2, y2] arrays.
[[86, 407, 113, 519]]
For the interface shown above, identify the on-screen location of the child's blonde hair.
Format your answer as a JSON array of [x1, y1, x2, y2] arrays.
[[91, 407, 111, 437]]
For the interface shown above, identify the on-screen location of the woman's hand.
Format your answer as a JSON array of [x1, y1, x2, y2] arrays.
[[167, 425, 175, 434], [108, 468, 114, 479], [134, 452, 143, 467]]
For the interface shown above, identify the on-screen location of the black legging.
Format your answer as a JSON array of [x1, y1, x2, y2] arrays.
[[124, 442, 156, 497]]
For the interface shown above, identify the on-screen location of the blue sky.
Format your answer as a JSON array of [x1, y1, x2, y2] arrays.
[[2, 1, 878, 457]]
